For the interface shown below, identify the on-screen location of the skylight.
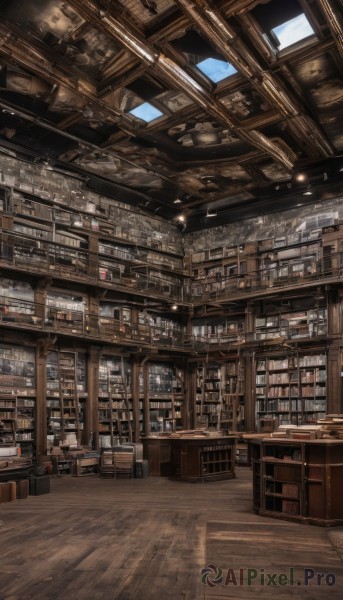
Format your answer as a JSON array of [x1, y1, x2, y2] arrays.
[[129, 102, 163, 123], [272, 13, 315, 50], [196, 58, 237, 83]]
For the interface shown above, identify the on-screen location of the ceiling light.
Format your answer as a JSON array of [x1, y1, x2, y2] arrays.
[[303, 185, 313, 196], [296, 173, 306, 182], [177, 214, 186, 223], [171, 304, 178, 311], [174, 197, 182, 204], [206, 209, 217, 217]]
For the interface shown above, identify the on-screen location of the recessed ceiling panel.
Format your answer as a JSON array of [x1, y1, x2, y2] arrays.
[[220, 88, 270, 119], [116, 0, 176, 25]]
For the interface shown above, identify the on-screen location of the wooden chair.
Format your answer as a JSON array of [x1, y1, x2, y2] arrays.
[[114, 451, 134, 478]]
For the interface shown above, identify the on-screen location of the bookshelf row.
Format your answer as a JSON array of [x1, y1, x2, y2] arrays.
[[0, 278, 334, 353], [0, 336, 334, 456], [2, 178, 343, 306], [255, 354, 327, 426]]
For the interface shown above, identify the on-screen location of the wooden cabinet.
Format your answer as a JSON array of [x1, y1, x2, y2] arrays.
[[142, 437, 172, 477], [170, 436, 236, 482], [143, 436, 236, 482], [251, 438, 343, 525]]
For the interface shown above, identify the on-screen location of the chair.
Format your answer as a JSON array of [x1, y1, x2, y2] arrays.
[[99, 450, 115, 478], [114, 451, 134, 478]]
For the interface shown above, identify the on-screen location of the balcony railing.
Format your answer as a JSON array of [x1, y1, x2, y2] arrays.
[[1, 232, 342, 307]]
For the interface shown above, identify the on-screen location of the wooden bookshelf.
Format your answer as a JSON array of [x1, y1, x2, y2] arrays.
[[251, 437, 343, 525]]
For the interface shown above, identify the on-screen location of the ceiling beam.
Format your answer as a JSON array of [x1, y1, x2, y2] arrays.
[[65, 0, 296, 169], [174, 0, 333, 159]]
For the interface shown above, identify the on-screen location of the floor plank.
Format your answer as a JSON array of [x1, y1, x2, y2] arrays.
[[0, 468, 342, 599]]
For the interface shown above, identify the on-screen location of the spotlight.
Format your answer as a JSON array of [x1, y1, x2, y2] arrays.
[[177, 214, 186, 223], [171, 304, 178, 311], [296, 173, 306, 182], [303, 185, 313, 196]]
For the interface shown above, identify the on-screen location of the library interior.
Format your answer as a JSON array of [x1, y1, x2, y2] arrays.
[[1, 1, 343, 598]]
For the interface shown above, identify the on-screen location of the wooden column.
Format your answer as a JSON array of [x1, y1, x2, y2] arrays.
[[131, 355, 141, 442], [87, 345, 101, 449], [186, 363, 197, 429], [35, 341, 49, 457], [87, 293, 100, 336], [88, 233, 99, 280], [142, 360, 150, 436], [244, 352, 256, 432], [180, 361, 189, 430], [244, 301, 256, 431], [327, 289, 342, 415], [34, 277, 51, 324]]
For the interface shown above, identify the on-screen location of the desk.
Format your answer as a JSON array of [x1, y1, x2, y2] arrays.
[[143, 435, 236, 482]]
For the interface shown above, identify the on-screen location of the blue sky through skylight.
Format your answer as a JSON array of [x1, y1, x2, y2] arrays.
[[272, 13, 315, 50], [129, 102, 163, 122], [196, 58, 237, 83]]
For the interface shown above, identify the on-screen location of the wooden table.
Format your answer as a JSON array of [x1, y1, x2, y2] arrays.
[[142, 435, 236, 482]]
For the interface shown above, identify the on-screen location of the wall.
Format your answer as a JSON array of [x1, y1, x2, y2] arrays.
[[183, 197, 343, 253], [0, 154, 183, 253]]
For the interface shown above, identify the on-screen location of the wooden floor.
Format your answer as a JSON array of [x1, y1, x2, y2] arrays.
[[1, 468, 343, 599]]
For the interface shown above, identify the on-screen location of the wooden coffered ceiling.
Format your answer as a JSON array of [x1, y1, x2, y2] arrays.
[[0, 0, 343, 231]]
